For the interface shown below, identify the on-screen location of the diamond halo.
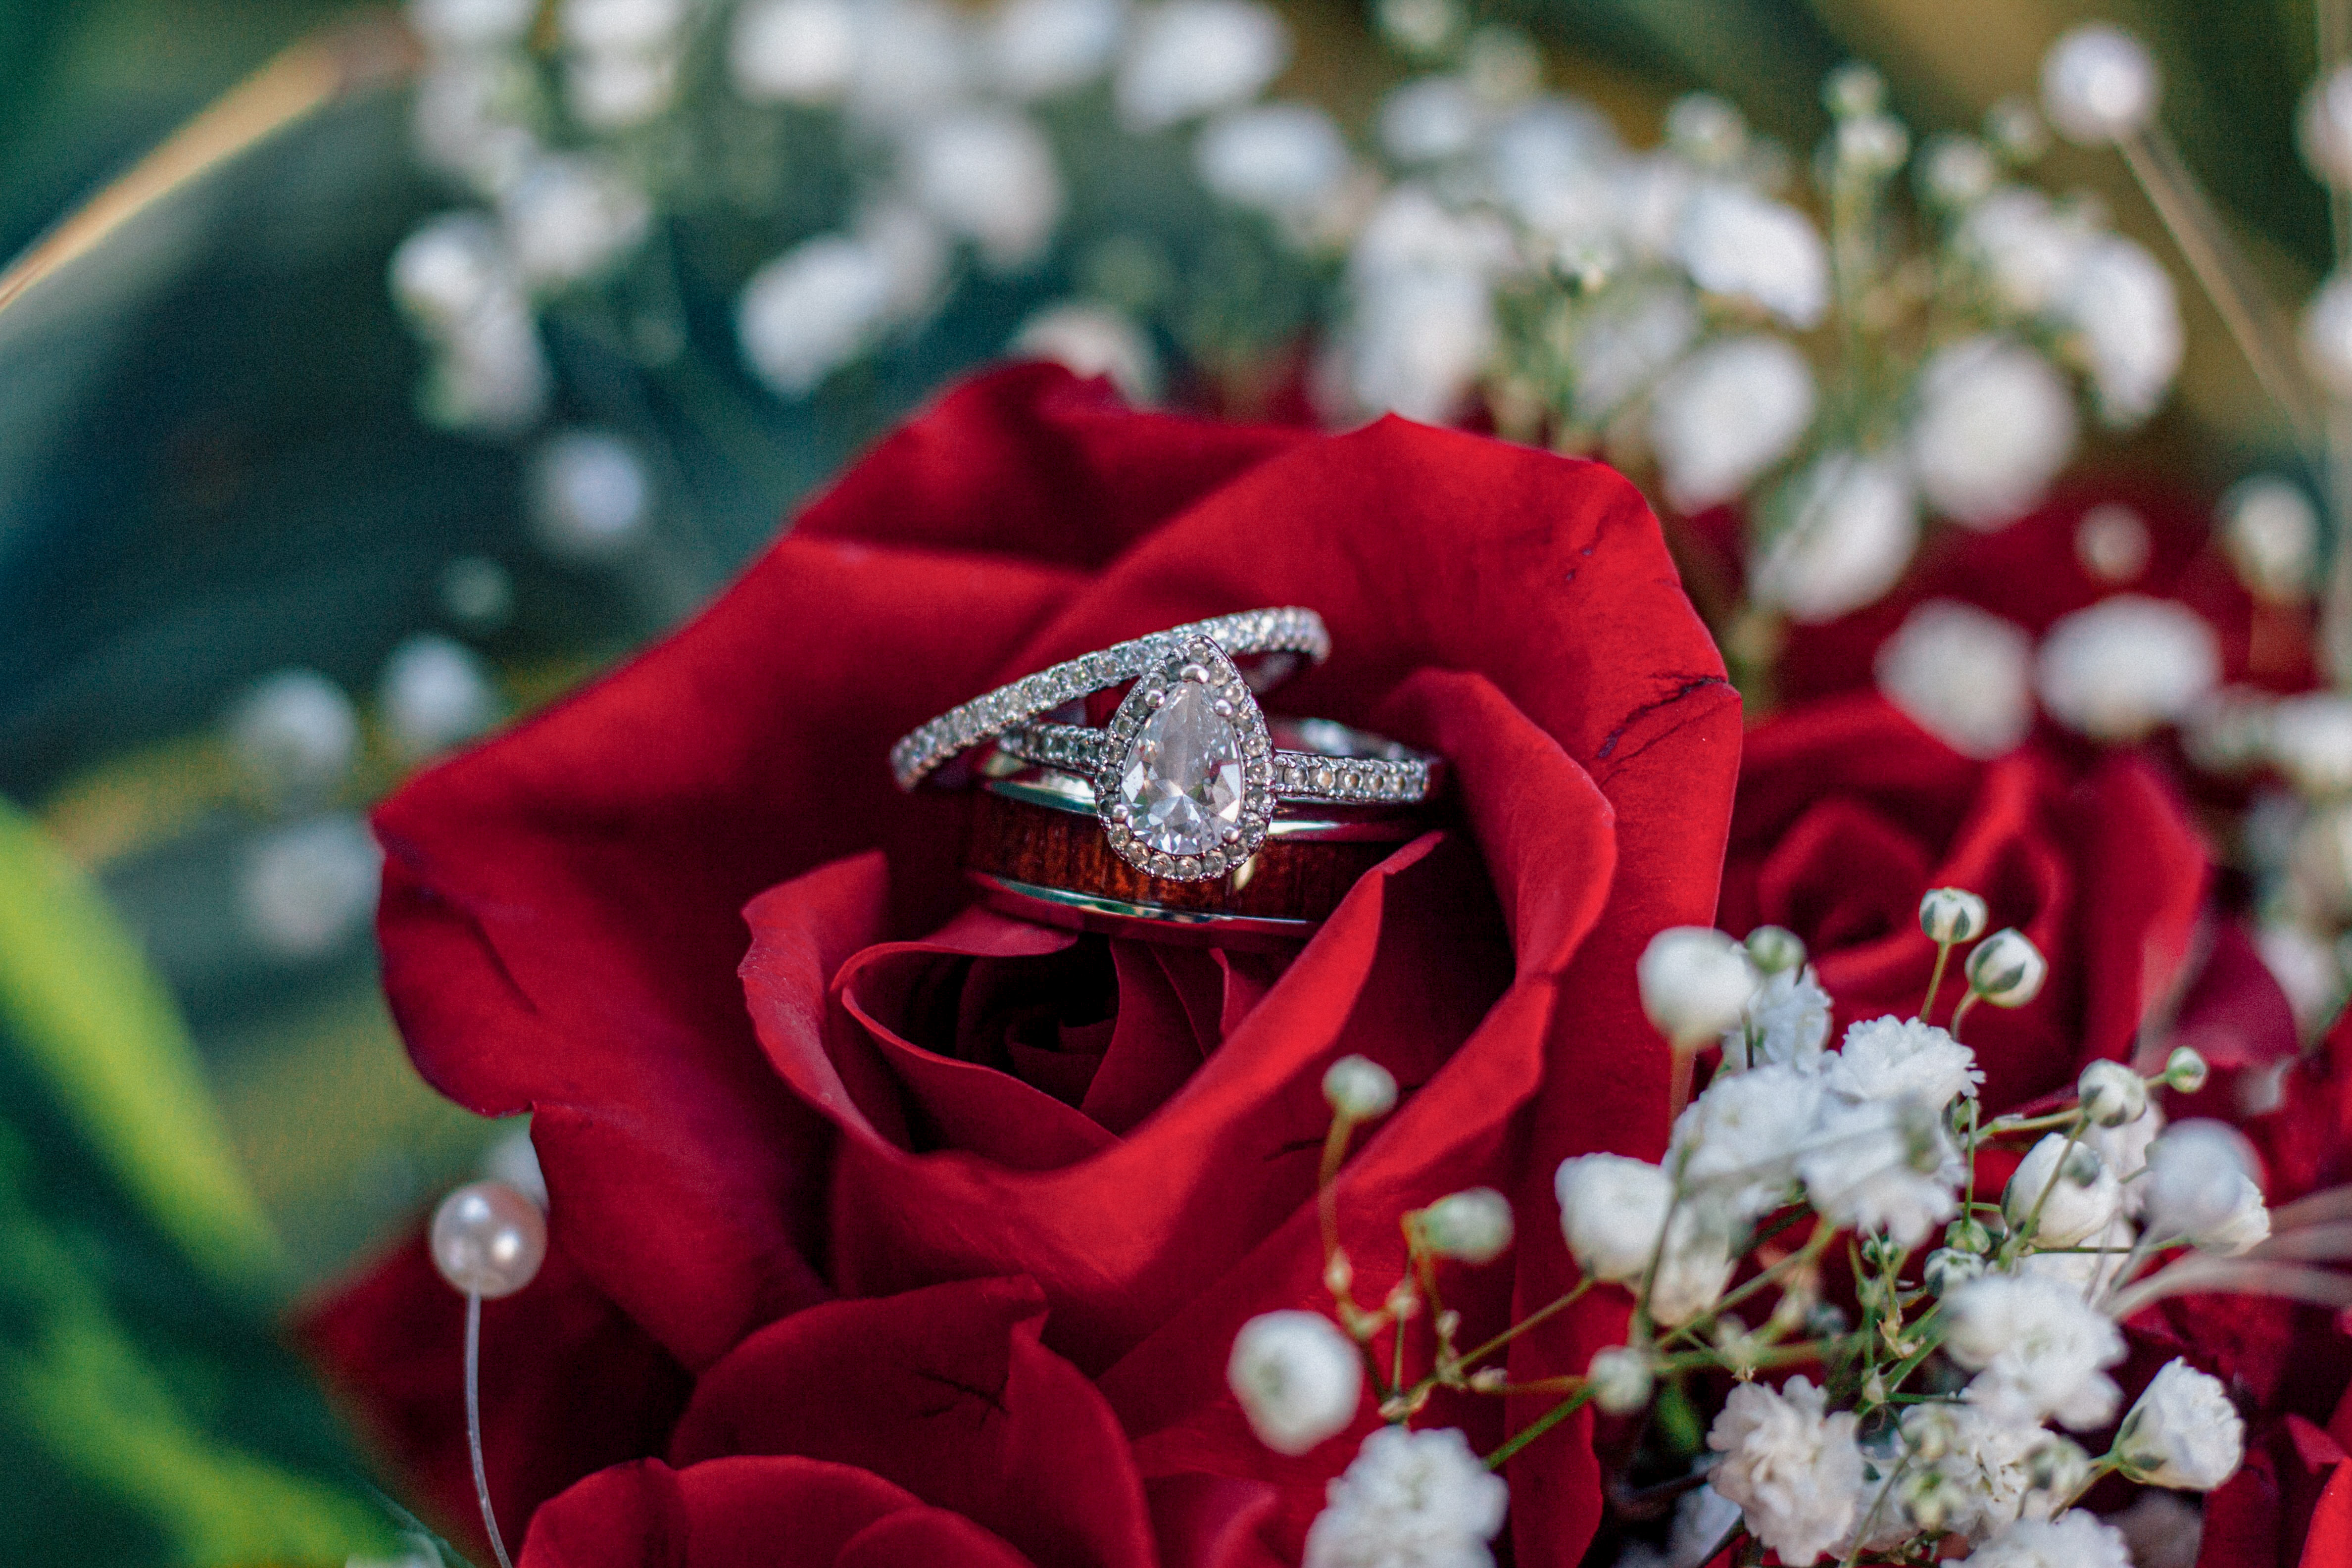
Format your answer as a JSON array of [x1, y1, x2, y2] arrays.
[[1095, 634, 1276, 882]]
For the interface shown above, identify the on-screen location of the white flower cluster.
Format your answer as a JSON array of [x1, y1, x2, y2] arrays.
[[1280, 33, 2182, 628], [396, 0, 1322, 418], [1219, 893, 2300, 1566]]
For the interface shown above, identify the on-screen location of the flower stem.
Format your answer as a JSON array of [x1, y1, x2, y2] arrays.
[[1483, 1385, 1593, 1471], [1920, 938, 1956, 1025]]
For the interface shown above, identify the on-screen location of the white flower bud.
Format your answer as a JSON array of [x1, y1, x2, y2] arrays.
[[529, 430, 654, 563], [1227, 1310, 1363, 1455], [1637, 927, 1760, 1049], [1947, 1215, 1995, 1253], [380, 635, 499, 761], [2221, 477, 2320, 603], [1920, 134, 1998, 208], [1965, 928, 2047, 1007], [1824, 61, 1886, 118], [1322, 1055, 1398, 1121], [1919, 887, 1989, 945], [1114, 0, 1289, 134], [2075, 503, 2152, 583], [2303, 65, 2352, 190], [2144, 1120, 2265, 1250], [2305, 272, 2352, 400], [1874, 600, 2036, 760], [2041, 24, 2159, 146], [2025, 1434, 2092, 1496], [226, 670, 359, 805], [2114, 1359, 2244, 1490], [2005, 1133, 2120, 1247], [1554, 1155, 1668, 1283], [2164, 1044, 2208, 1094], [409, 0, 539, 51], [730, 0, 858, 105], [2036, 595, 2220, 743], [1923, 1246, 1983, 1296], [1744, 925, 1806, 975], [1586, 1346, 1653, 1414], [1416, 1187, 1514, 1263], [2077, 1059, 2149, 1128]]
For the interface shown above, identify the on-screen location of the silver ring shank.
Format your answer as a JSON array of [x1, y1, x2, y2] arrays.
[[888, 606, 1329, 792]]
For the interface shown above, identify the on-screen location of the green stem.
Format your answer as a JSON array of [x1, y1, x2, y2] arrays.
[[1484, 1386, 1593, 1471], [1920, 938, 1956, 1025]]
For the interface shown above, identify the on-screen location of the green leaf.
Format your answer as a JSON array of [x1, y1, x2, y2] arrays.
[[0, 796, 280, 1287]]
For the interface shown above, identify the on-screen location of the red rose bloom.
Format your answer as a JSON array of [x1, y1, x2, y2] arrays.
[[1721, 690, 2227, 1113], [300, 366, 1745, 1566]]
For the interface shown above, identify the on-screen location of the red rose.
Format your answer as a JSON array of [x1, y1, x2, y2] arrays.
[[1720, 690, 2227, 1112], [300, 366, 1744, 1565]]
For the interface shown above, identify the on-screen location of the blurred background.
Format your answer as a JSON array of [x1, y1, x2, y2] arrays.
[[0, 0, 2332, 1559]]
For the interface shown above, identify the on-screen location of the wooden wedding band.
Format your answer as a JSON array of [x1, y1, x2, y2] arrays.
[[963, 763, 1429, 948]]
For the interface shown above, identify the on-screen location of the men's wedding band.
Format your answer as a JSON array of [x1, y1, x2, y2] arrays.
[[963, 765, 1427, 946]]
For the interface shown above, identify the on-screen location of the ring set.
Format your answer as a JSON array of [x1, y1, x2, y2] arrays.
[[892, 608, 1444, 938]]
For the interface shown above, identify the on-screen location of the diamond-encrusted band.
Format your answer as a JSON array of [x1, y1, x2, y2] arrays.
[[999, 721, 1438, 807], [888, 606, 1329, 792]]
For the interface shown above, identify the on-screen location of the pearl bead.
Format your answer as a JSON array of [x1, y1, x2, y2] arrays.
[[431, 1180, 547, 1299], [2041, 24, 2158, 146]]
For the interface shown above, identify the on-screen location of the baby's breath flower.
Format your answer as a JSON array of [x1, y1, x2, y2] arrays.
[[1672, 1063, 1822, 1216], [1707, 1376, 1865, 1565], [1875, 604, 2036, 760], [226, 670, 358, 805], [1718, 965, 1830, 1073], [1907, 337, 2076, 528], [1827, 1016, 1982, 1109], [1637, 927, 1760, 1049], [1586, 1345, 1653, 1414], [1944, 1274, 2124, 1431], [1324, 1055, 1399, 1121], [1749, 450, 1919, 624], [2035, 595, 2220, 743], [1416, 1188, 1514, 1263], [1114, 0, 1289, 133], [1649, 336, 1818, 513], [1955, 1509, 2131, 1568], [2144, 1121, 2268, 1253], [2003, 1133, 2120, 1248], [2114, 1360, 2243, 1491], [1302, 1426, 1508, 1568], [1963, 929, 2047, 1008], [2222, 477, 2320, 604], [1798, 1096, 1963, 1246], [2074, 1059, 2147, 1128], [2040, 25, 2159, 147], [1228, 1310, 1363, 1455]]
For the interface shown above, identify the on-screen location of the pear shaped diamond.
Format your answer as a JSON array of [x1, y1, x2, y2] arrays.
[[1119, 681, 1245, 857], [1097, 635, 1277, 881]]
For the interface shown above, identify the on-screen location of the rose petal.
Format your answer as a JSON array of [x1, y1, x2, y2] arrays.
[[517, 1454, 1009, 1568], [669, 1276, 1154, 1568]]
